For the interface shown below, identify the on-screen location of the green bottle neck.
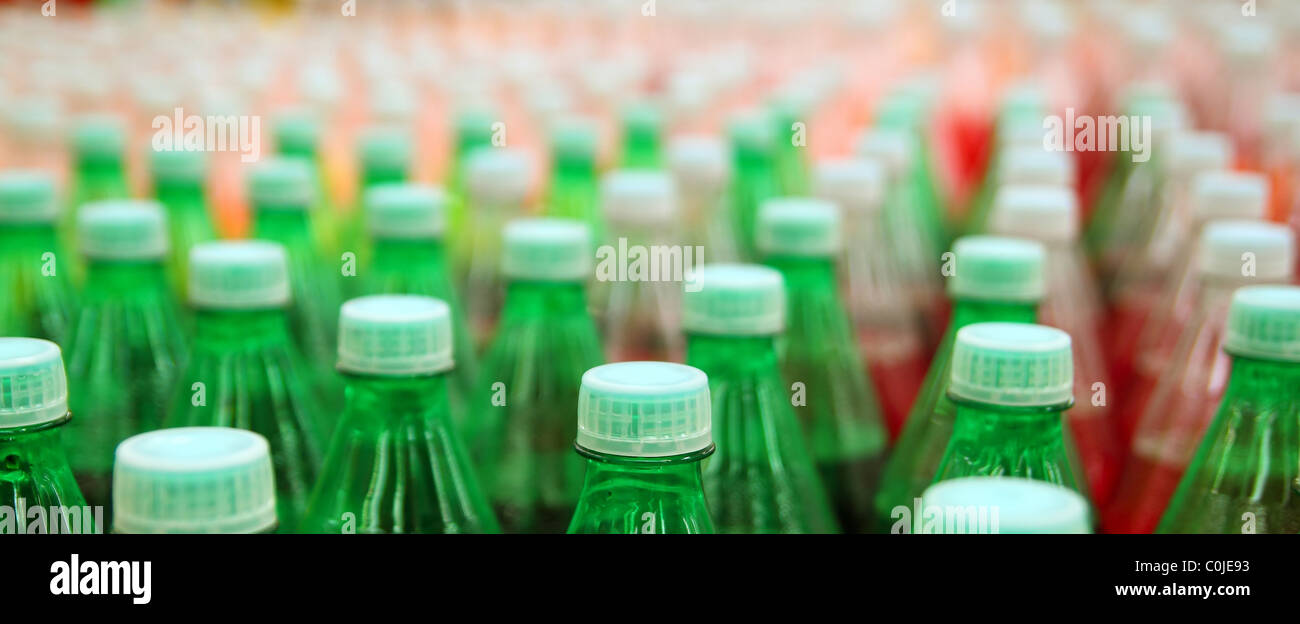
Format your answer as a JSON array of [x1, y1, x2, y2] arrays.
[[341, 374, 452, 427], [254, 207, 313, 243], [82, 260, 170, 296], [372, 237, 449, 271], [500, 280, 589, 320], [686, 334, 780, 375], [765, 255, 837, 290], [194, 308, 293, 345], [575, 447, 711, 499], [154, 179, 206, 206], [0, 417, 71, 451], [734, 149, 774, 174], [361, 166, 407, 189], [1219, 355, 1300, 409], [76, 156, 125, 180], [949, 298, 1039, 331], [948, 397, 1072, 450]]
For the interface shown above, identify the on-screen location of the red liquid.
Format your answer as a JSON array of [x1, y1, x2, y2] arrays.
[[1116, 360, 1160, 452], [1103, 297, 1152, 401], [1067, 402, 1123, 508], [1102, 454, 1185, 534], [866, 347, 928, 444]]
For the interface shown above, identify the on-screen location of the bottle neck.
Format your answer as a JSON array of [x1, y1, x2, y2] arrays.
[[576, 447, 711, 498], [341, 374, 452, 427], [949, 397, 1071, 449], [82, 259, 170, 295], [765, 255, 837, 289], [361, 165, 408, 189], [686, 333, 779, 374], [501, 280, 589, 319], [0, 417, 73, 474], [194, 308, 292, 344], [154, 179, 206, 206], [371, 237, 448, 271], [76, 156, 125, 180], [949, 298, 1039, 331], [254, 207, 313, 242], [1219, 355, 1300, 407]]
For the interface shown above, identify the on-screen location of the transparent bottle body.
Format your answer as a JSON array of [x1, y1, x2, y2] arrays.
[[1157, 357, 1300, 534], [301, 374, 499, 534], [873, 299, 1038, 528], [934, 399, 1089, 499], [567, 449, 714, 534], [590, 222, 686, 363], [0, 225, 76, 343], [64, 261, 186, 511], [688, 333, 839, 533], [458, 196, 518, 346], [0, 421, 96, 534], [468, 281, 603, 533], [729, 149, 776, 261], [164, 309, 328, 533], [154, 178, 216, 295]]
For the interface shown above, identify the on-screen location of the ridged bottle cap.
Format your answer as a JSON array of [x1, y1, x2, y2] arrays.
[[1198, 220, 1294, 281], [921, 476, 1091, 534], [0, 338, 69, 428], [1163, 131, 1232, 177], [1225, 286, 1300, 362], [113, 427, 276, 534], [682, 263, 785, 335], [577, 362, 712, 458], [947, 235, 1046, 302], [998, 147, 1074, 187], [358, 126, 412, 176], [668, 135, 731, 190], [365, 183, 447, 240], [272, 110, 321, 156], [813, 158, 885, 213], [756, 197, 841, 256], [466, 148, 531, 205], [150, 148, 208, 185], [1192, 171, 1267, 223], [502, 217, 592, 281], [600, 170, 677, 225], [949, 322, 1074, 407], [337, 295, 454, 376], [0, 170, 58, 223], [990, 185, 1079, 243], [188, 240, 291, 309], [247, 157, 315, 210], [72, 115, 125, 162], [78, 200, 169, 260]]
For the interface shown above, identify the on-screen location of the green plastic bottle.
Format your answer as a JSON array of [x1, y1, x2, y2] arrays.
[[164, 240, 327, 532], [150, 147, 215, 295], [0, 338, 97, 534], [727, 111, 777, 260], [302, 295, 500, 534], [247, 157, 344, 399], [547, 117, 602, 240], [684, 263, 838, 533], [620, 101, 662, 169], [767, 89, 811, 196], [342, 125, 412, 267], [933, 322, 1087, 496], [469, 218, 603, 532], [869, 87, 948, 259], [757, 198, 885, 532], [567, 361, 715, 534], [361, 183, 477, 421], [918, 476, 1091, 534], [446, 105, 499, 256], [64, 201, 186, 511], [874, 235, 1045, 529], [1158, 286, 1300, 534], [113, 427, 277, 533], [67, 115, 129, 231], [271, 110, 336, 252], [0, 171, 76, 343]]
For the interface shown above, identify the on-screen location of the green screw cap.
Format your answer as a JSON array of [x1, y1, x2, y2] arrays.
[[337, 295, 454, 376], [1224, 285, 1300, 362], [577, 361, 712, 458], [947, 235, 1046, 302], [949, 322, 1073, 407], [0, 338, 69, 428], [113, 427, 277, 534], [682, 263, 785, 336]]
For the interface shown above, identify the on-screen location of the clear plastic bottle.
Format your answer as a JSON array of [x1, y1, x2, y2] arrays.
[[990, 185, 1121, 506], [113, 427, 277, 533], [567, 361, 716, 534], [460, 148, 531, 344], [669, 135, 738, 264], [591, 170, 685, 363], [1105, 221, 1294, 533]]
